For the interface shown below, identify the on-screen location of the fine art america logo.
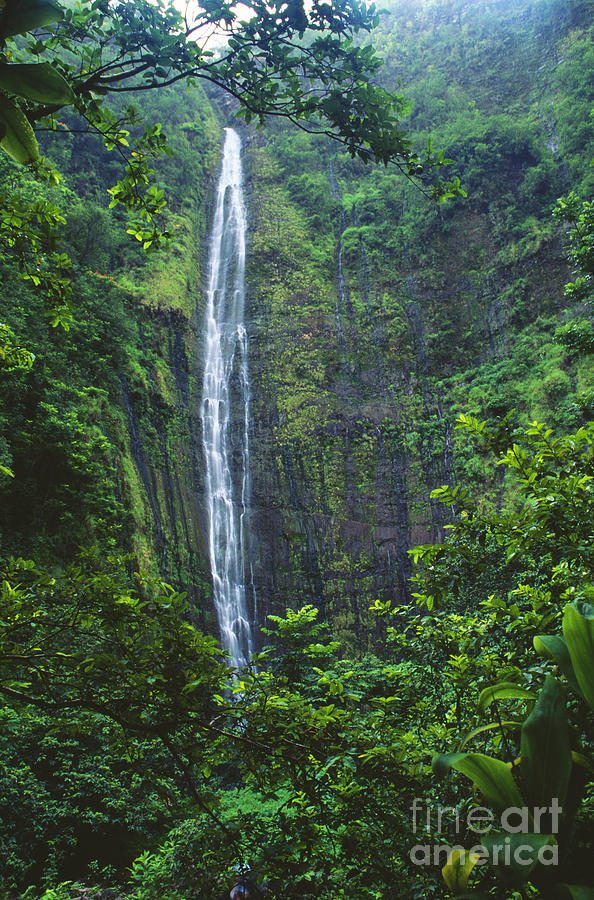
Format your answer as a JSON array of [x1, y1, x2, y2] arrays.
[[410, 798, 561, 868]]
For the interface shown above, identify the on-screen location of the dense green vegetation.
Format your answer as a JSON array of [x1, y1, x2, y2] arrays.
[[0, 80, 220, 588], [2, 419, 593, 898], [0, 0, 592, 897]]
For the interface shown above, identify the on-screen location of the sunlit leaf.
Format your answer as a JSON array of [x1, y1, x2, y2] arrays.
[[432, 752, 523, 811], [458, 720, 520, 750], [442, 847, 480, 892], [478, 682, 536, 714]]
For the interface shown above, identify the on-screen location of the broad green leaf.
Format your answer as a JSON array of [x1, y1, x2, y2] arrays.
[[478, 682, 536, 714], [0, 95, 39, 163], [458, 720, 520, 750], [563, 602, 594, 710], [519, 675, 571, 809], [556, 887, 594, 900], [442, 847, 480, 892], [0, 464, 14, 477], [432, 752, 523, 811], [533, 634, 582, 696], [559, 888, 594, 900], [0, 63, 73, 104], [481, 831, 556, 877], [0, 0, 64, 38]]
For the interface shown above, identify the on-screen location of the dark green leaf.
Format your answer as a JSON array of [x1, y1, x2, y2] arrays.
[[0, 94, 39, 163], [0, 0, 64, 38], [481, 831, 556, 877], [533, 634, 582, 697], [0, 63, 74, 105], [519, 675, 571, 809], [563, 603, 594, 710], [556, 886, 594, 900]]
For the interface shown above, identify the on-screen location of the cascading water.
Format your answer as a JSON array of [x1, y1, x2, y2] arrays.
[[201, 128, 253, 670]]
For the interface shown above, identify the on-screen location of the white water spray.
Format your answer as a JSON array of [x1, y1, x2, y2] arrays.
[[201, 128, 253, 669]]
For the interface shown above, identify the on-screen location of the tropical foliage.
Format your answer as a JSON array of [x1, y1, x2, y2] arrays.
[[0, 0, 593, 897]]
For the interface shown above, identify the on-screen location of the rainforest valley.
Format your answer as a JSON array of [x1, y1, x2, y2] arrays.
[[0, 0, 593, 897]]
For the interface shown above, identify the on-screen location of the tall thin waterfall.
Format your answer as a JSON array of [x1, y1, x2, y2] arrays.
[[201, 128, 253, 669]]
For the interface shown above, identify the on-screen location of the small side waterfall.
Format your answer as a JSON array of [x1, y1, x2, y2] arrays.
[[201, 128, 253, 669]]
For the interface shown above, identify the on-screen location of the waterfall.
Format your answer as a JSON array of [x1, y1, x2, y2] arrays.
[[201, 128, 253, 670]]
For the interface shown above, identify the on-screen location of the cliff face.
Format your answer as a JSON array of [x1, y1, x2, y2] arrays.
[[242, 148, 419, 648], [1, 0, 591, 654], [239, 0, 593, 649]]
